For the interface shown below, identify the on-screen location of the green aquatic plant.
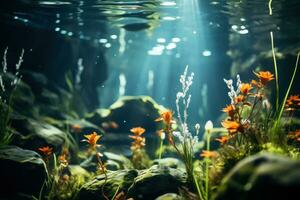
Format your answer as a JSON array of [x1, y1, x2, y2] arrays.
[[58, 58, 87, 119], [156, 130, 165, 159], [82, 131, 109, 200], [129, 127, 151, 169], [220, 71, 273, 149], [155, 66, 203, 199], [0, 47, 24, 147], [35, 147, 87, 200]]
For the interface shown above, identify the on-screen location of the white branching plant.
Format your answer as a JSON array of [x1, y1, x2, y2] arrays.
[[0, 47, 24, 146], [172, 65, 203, 198]]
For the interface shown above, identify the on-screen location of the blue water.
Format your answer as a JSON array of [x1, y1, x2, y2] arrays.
[[1, 0, 299, 125]]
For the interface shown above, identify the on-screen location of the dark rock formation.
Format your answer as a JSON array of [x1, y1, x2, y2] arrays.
[[76, 165, 186, 200], [215, 153, 300, 200], [85, 96, 166, 133], [0, 145, 47, 199]]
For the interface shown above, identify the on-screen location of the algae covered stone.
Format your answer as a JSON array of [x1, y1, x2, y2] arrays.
[[0, 145, 47, 199], [76, 165, 186, 200], [215, 153, 300, 200], [85, 96, 166, 133], [155, 193, 183, 200]]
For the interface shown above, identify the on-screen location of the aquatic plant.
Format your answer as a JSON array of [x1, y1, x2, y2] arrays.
[[38, 146, 53, 167], [156, 130, 166, 159], [35, 146, 87, 200], [82, 132, 106, 173], [220, 70, 274, 147], [82, 131, 109, 200], [0, 47, 24, 146], [155, 66, 203, 198], [129, 127, 150, 169], [58, 59, 87, 119]]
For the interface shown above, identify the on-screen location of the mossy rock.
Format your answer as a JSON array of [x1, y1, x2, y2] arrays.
[[11, 117, 66, 152], [152, 158, 184, 169], [0, 145, 47, 199], [215, 153, 300, 200], [85, 96, 166, 133], [76, 165, 186, 200], [155, 193, 183, 200]]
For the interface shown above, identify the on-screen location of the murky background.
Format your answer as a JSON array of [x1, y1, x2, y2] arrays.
[[0, 0, 299, 125]]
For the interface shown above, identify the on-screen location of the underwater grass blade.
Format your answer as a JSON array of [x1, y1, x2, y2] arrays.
[[268, 0, 279, 113], [158, 138, 163, 159], [275, 52, 300, 126], [268, 0, 273, 15], [270, 31, 279, 113]]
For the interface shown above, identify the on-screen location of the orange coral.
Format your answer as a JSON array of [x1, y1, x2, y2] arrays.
[[240, 83, 252, 95], [253, 71, 274, 85], [200, 150, 217, 159]]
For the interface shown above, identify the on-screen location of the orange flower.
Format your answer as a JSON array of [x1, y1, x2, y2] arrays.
[[200, 150, 217, 159], [155, 110, 173, 124], [157, 130, 166, 140], [285, 95, 300, 111], [38, 146, 53, 156], [286, 95, 300, 106], [83, 132, 101, 150], [216, 136, 230, 145], [129, 135, 146, 150], [58, 154, 68, 166], [288, 130, 300, 141], [251, 79, 262, 88], [254, 71, 274, 85], [222, 104, 235, 117], [130, 127, 146, 136], [240, 83, 252, 95], [71, 124, 82, 133], [221, 120, 241, 134], [234, 95, 245, 104]]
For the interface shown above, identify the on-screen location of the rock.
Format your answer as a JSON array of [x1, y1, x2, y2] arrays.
[[0, 145, 47, 199], [85, 96, 166, 133], [127, 165, 186, 199], [69, 165, 91, 182], [215, 153, 300, 200], [103, 152, 133, 170], [21, 70, 48, 94], [11, 117, 66, 152], [68, 119, 104, 135], [76, 165, 186, 200], [80, 152, 133, 172], [152, 158, 184, 169], [76, 169, 138, 200], [155, 193, 183, 200]]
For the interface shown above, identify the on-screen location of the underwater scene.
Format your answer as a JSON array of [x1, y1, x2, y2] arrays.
[[0, 0, 300, 199]]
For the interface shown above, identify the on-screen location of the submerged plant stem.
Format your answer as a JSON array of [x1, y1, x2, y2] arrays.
[[268, 0, 273, 15], [270, 31, 279, 113], [205, 132, 211, 200], [158, 139, 163, 159], [275, 52, 300, 126]]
